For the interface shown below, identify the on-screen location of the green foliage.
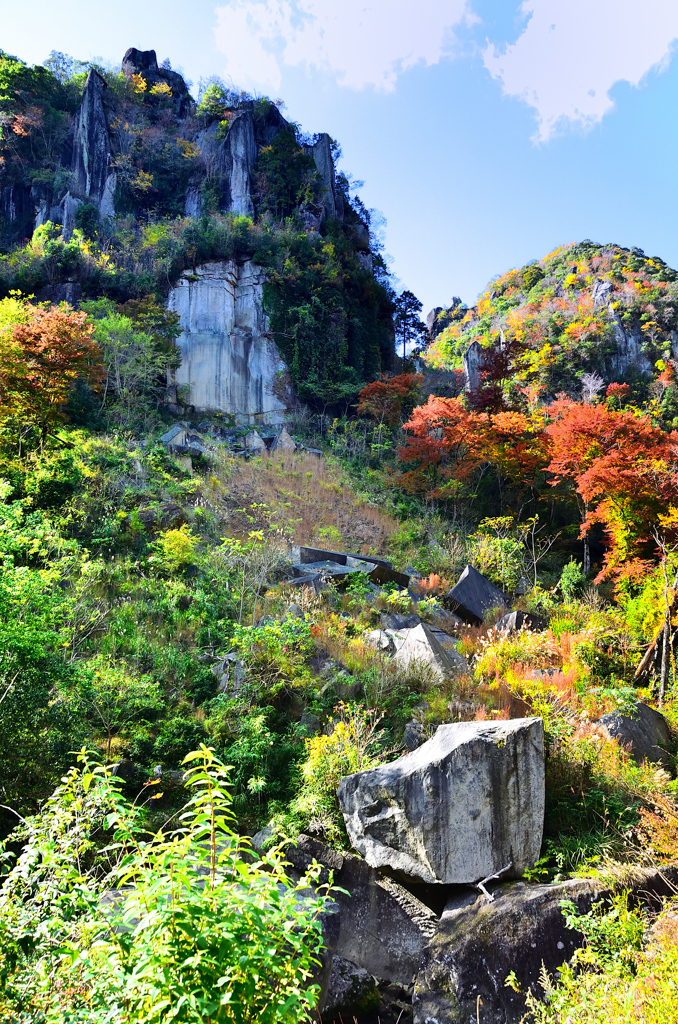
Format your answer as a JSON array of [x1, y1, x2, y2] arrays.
[[81, 656, 164, 759], [152, 524, 198, 570], [0, 747, 330, 1022], [561, 559, 587, 601], [282, 704, 386, 846], [254, 128, 316, 219]]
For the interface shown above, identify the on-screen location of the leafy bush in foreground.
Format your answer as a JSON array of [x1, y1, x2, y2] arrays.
[[0, 747, 329, 1023]]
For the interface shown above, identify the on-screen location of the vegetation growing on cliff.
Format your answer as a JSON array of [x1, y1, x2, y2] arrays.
[[427, 240, 678, 416], [0, 48, 395, 410]]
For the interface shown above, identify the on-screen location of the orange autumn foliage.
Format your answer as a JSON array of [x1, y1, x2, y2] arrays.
[[546, 398, 678, 582], [358, 372, 422, 426], [398, 395, 486, 499], [2, 305, 103, 438]]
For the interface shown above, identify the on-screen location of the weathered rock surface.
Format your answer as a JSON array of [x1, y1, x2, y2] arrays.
[[447, 564, 508, 624], [168, 261, 287, 423], [305, 133, 343, 223], [271, 427, 296, 452], [244, 428, 267, 451], [66, 69, 116, 221], [413, 867, 678, 1024], [322, 957, 379, 1016], [337, 719, 545, 885], [285, 835, 437, 985], [402, 721, 428, 751], [495, 609, 546, 634], [597, 700, 672, 769], [391, 623, 469, 680]]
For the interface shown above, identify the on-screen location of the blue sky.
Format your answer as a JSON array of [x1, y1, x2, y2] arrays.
[[3, 0, 678, 315]]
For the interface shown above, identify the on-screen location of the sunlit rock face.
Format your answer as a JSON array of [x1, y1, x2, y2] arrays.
[[169, 261, 288, 424]]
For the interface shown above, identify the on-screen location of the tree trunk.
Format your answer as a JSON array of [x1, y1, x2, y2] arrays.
[[660, 612, 670, 706], [583, 535, 590, 576]]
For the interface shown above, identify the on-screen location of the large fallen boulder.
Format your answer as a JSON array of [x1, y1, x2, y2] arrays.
[[337, 719, 545, 885], [495, 609, 546, 633], [596, 700, 673, 769], [446, 564, 508, 624], [391, 623, 470, 679], [284, 834, 437, 985], [413, 866, 678, 1024]]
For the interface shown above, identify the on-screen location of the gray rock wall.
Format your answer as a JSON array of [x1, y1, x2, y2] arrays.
[[168, 260, 288, 424], [69, 70, 116, 219]]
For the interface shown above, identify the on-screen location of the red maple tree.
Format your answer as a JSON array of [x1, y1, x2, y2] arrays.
[[358, 373, 422, 426], [546, 398, 678, 583]]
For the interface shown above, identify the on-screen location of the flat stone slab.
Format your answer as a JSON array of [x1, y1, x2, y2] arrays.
[[337, 718, 545, 885]]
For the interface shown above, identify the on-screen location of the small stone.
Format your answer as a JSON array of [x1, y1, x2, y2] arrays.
[[402, 721, 427, 751], [365, 628, 392, 651], [285, 603, 304, 620]]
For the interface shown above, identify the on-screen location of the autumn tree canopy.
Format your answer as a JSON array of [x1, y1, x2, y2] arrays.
[[1, 305, 102, 439]]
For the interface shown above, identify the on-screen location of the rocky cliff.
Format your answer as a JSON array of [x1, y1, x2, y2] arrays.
[[0, 45, 393, 418], [426, 241, 678, 402], [168, 261, 287, 423]]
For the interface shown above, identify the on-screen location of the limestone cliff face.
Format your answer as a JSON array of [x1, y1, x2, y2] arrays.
[[70, 70, 115, 215], [168, 261, 288, 423], [190, 112, 257, 218]]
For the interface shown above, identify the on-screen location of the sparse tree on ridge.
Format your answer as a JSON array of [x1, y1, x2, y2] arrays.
[[394, 290, 426, 362]]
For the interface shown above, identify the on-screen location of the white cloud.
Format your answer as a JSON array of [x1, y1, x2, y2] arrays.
[[484, 0, 678, 141], [214, 0, 473, 93]]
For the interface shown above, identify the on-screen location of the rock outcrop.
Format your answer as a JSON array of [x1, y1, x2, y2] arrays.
[[596, 700, 672, 769], [121, 48, 192, 116], [168, 260, 288, 423], [413, 867, 678, 1024], [305, 133, 343, 223], [66, 70, 116, 221], [337, 719, 545, 885], [192, 113, 257, 218]]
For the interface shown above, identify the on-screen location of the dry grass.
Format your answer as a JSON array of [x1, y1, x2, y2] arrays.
[[196, 449, 397, 555]]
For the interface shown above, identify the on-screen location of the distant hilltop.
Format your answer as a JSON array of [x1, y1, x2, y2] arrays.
[[425, 240, 678, 409]]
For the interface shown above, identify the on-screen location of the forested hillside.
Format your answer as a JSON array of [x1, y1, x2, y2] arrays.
[[1, 42, 678, 1024]]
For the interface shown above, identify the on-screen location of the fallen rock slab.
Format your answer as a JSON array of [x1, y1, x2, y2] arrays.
[[391, 623, 469, 679], [413, 866, 678, 1024], [596, 700, 673, 769], [337, 719, 545, 885], [495, 609, 546, 633]]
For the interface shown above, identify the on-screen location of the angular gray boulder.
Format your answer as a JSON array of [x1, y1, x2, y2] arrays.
[[597, 701, 672, 769], [337, 719, 545, 885], [446, 564, 508, 624]]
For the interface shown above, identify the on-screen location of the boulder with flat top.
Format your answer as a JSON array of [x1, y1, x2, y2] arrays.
[[337, 718, 545, 886]]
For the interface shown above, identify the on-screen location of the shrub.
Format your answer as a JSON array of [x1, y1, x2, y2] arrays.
[[0, 747, 330, 1023]]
